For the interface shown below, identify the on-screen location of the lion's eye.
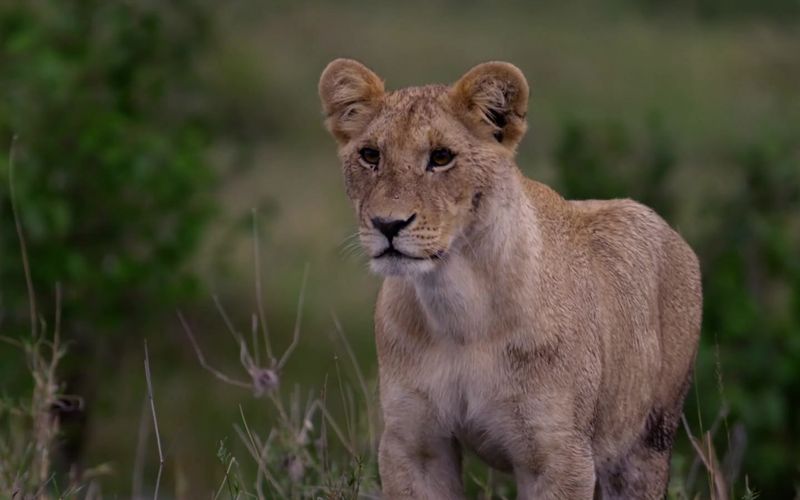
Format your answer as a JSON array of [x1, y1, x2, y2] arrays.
[[359, 147, 380, 167], [428, 148, 455, 170]]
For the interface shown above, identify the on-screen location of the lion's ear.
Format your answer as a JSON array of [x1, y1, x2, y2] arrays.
[[451, 62, 529, 150], [319, 59, 385, 144]]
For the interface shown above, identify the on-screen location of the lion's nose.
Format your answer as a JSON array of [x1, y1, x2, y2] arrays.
[[371, 213, 416, 242]]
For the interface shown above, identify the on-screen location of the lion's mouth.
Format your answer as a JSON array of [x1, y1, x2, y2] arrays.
[[374, 247, 444, 261]]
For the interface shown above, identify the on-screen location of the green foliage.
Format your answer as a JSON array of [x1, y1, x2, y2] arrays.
[[0, 0, 215, 362], [555, 113, 676, 216], [700, 138, 800, 492], [216, 438, 244, 499], [632, 0, 800, 22], [554, 117, 800, 497]]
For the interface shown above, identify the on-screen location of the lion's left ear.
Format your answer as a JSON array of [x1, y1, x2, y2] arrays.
[[319, 59, 385, 144], [450, 62, 529, 150]]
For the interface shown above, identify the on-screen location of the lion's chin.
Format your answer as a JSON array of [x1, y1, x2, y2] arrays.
[[369, 254, 438, 277]]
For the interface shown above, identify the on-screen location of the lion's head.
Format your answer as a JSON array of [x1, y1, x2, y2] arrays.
[[319, 59, 529, 276]]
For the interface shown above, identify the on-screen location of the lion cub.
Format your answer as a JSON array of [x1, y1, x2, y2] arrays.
[[319, 59, 701, 499]]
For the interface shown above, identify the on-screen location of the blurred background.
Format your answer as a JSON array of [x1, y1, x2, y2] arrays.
[[1, 0, 799, 498]]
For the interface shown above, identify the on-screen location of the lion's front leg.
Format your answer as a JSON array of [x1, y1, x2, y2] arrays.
[[378, 388, 465, 500], [512, 432, 596, 500], [507, 397, 597, 500], [378, 428, 464, 500]]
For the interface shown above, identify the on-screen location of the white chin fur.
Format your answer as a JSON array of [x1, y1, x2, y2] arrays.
[[370, 256, 437, 277]]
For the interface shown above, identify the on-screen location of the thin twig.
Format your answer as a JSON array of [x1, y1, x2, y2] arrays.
[[0, 335, 24, 348], [277, 264, 309, 371], [233, 423, 286, 499], [306, 399, 357, 458], [46, 283, 63, 411], [331, 311, 375, 450], [251, 313, 261, 367], [252, 209, 273, 363], [213, 455, 237, 500], [333, 356, 353, 451], [236, 405, 283, 499], [320, 375, 329, 474], [143, 340, 164, 500], [131, 396, 150, 500], [213, 294, 247, 347], [255, 430, 277, 500], [686, 405, 729, 494], [212, 295, 258, 376], [53, 283, 61, 350], [713, 334, 733, 495], [8, 135, 38, 338], [30, 283, 65, 486], [267, 390, 292, 432], [84, 481, 100, 500], [177, 312, 251, 389], [299, 389, 317, 446], [682, 414, 728, 500], [239, 405, 263, 496], [30, 474, 56, 499]]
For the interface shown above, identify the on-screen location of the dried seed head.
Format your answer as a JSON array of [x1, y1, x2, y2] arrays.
[[249, 367, 279, 397], [286, 455, 305, 482]]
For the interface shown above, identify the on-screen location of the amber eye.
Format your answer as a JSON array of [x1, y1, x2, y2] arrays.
[[359, 147, 380, 167], [428, 148, 455, 170]]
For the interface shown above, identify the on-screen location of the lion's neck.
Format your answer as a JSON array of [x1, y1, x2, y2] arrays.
[[411, 174, 541, 343]]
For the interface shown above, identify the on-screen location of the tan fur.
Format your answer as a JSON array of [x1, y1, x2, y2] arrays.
[[319, 59, 702, 500]]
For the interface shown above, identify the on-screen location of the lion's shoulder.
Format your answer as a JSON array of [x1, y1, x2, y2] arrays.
[[566, 197, 698, 288]]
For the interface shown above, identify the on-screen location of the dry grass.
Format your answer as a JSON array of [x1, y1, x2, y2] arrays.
[[0, 140, 100, 499], [174, 217, 381, 498]]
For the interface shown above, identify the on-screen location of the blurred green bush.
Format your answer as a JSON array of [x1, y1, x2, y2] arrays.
[[699, 138, 800, 492], [633, 0, 800, 22], [0, 0, 215, 441]]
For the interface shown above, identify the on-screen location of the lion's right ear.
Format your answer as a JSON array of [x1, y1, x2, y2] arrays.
[[319, 59, 385, 143], [451, 62, 529, 150]]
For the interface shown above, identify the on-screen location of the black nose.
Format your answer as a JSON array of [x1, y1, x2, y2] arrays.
[[371, 214, 416, 241]]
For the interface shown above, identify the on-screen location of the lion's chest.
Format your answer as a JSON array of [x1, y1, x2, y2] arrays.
[[414, 342, 515, 471]]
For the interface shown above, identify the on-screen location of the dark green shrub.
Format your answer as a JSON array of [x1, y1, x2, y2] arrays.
[[554, 114, 676, 217], [633, 0, 800, 22], [0, 0, 215, 428], [698, 138, 800, 494]]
